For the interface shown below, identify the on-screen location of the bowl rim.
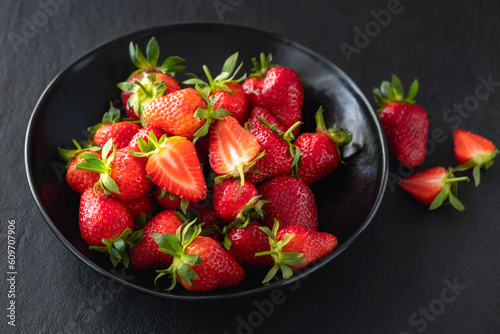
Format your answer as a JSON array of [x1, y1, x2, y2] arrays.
[[24, 21, 389, 300]]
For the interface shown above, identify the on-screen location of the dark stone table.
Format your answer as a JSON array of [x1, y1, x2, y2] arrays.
[[1, 0, 498, 333]]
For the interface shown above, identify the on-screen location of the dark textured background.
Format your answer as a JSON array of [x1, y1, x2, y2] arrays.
[[1, 0, 499, 333]]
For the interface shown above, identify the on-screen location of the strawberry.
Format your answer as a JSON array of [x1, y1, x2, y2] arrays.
[[198, 208, 224, 243], [89, 103, 141, 149], [130, 134, 207, 203], [257, 176, 318, 231], [184, 52, 248, 125], [295, 106, 352, 185], [119, 37, 184, 122], [453, 129, 498, 186], [256, 220, 337, 282], [129, 210, 184, 270], [153, 185, 181, 210], [212, 178, 267, 226], [58, 140, 102, 195], [398, 166, 469, 211], [208, 116, 261, 182], [154, 221, 245, 292], [79, 187, 142, 268], [128, 125, 167, 152], [76, 139, 152, 201], [122, 193, 154, 220], [373, 74, 429, 168], [226, 220, 274, 268], [247, 106, 301, 184], [242, 53, 303, 137]]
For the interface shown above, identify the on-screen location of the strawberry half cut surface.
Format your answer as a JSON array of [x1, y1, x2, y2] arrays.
[[453, 129, 498, 186], [398, 166, 469, 211], [130, 133, 207, 202], [209, 116, 261, 182]]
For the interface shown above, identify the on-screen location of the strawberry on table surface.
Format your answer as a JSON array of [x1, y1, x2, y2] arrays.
[[89, 103, 141, 149], [183, 52, 248, 125], [154, 221, 245, 292], [79, 187, 142, 268], [453, 129, 498, 186], [257, 176, 318, 231], [398, 166, 469, 211], [242, 52, 303, 137], [256, 220, 337, 283], [373, 74, 428, 168], [130, 210, 184, 270], [295, 106, 352, 185]]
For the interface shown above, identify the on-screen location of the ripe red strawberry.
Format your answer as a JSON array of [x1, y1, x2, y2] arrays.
[[242, 53, 303, 137], [258, 176, 318, 231], [122, 193, 154, 220], [256, 220, 337, 282], [226, 221, 274, 268], [295, 106, 352, 185], [129, 210, 184, 270], [128, 125, 167, 152], [79, 187, 142, 268], [453, 129, 498, 186], [76, 140, 152, 201], [212, 178, 264, 223], [198, 208, 224, 243], [154, 222, 245, 292], [119, 37, 184, 122], [59, 145, 101, 195], [208, 116, 261, 181], [373, 75, 428, 168], [131, 135, 207, 202], [90, 103, 141, 149], [246, 106, 301, 184], [153, 185, 181, 210], [398, 166, 469, 211], [184, 52, 248, 125]]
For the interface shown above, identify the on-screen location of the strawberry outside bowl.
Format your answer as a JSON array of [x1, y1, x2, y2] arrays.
[[25, 23, 389, 300]]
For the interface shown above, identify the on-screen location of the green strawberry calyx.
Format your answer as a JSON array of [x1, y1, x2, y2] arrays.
[[128, 37, 185, 80], [89, 228, 143, 268], [183, 52, 246, 96], [315, 106, 353, 164], [58, 139, 101, 167], [75, 138, 121, 197], [373, 74, 419, 113], [429, 168, 469, 211], [153, 220, 202, 291], [255, 219, 307, 283], [192, 84, 233, 143], [214, 151, 266, 187], [452, 149, 498, 186], [117, 72, 168, 126], [258, 117, 302, 176], [250, 52, 276, 79], [87, 102, 133, 137]]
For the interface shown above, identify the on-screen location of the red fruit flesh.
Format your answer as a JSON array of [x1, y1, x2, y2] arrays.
[[453, 129, 496, 164], [398, 166, 447, 205], [379, 102, 428, 168], [130, 210, 184, 270], [79, 188, 135, 247], [146, 138, 206, 202], [295, 132, 339, 185], [277, 225, 337, 270], [258, 176, 318, 231], [208, 117, 260, 175]]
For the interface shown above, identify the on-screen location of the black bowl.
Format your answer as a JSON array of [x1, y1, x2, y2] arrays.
[[25, 23, 388, 300]]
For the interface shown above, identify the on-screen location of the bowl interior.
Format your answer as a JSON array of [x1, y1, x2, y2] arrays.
[[25, 23, 388, 299]]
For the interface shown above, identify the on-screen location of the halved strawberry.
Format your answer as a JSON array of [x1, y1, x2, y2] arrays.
[[208, 116, 261, 182], [453, 129, 498, 186], [398, 166, 469, 211], [131, 133, 207, 203]]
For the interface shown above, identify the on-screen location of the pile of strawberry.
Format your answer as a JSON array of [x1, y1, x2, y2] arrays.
[[59, 38, 352, 292], [373, 75, 498, 210]]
